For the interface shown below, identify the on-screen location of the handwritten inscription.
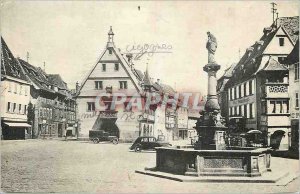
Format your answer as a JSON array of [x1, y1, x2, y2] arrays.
[[126, 43, 173, 60]]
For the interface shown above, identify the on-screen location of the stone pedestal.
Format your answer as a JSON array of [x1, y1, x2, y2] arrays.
[[194, 62, 227, 150]]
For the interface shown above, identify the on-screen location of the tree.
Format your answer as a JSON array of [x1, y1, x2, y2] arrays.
[[27, 102, 35, 138]]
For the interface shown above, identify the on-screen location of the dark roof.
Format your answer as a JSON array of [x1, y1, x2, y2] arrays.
[[277, 16, 299, 43], [47, 74, 68, 90], [227, 17, 299, 87], [1, 37, 28, 81], [284, 40, 299, 64], [18, 58, 54, 93], [134, 69, 144, 81]]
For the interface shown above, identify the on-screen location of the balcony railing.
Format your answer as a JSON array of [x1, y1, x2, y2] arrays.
[[265, 83, 289, 98]]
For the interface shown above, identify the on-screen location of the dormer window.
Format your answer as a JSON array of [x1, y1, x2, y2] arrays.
[[279, 38, 284, 46], [256, 41, 264, 50], [114, 63, 119, 71], [246, 47, 254, 57]]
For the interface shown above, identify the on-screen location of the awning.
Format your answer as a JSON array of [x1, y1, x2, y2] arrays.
[[4, 122, 31, 127]]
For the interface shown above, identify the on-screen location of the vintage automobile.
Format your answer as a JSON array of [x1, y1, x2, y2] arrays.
[[130, 136, 172, 152], [89, 130, 119, 144]]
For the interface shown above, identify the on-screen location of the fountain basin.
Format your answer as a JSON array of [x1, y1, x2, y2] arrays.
[[152, 147, 271, 177]]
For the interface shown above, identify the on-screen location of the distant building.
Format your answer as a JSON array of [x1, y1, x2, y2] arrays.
[[0, 37, 31, 140], [18, 60, 76, 139], [284, 39, 299, 153], [223, 16, 299, 150], [217, 63, 236, 123]]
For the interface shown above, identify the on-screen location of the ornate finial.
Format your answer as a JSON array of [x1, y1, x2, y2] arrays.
[[108, 26, 114, 43]]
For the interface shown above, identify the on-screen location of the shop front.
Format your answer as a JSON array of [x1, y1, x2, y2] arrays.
[[2, 122, 32, 140]]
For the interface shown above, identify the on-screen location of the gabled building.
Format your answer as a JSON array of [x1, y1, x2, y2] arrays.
[[18, 59, 76, 139], [223, 16, 299, 150], [76, 27, 145, 142], [0, 37, 31, 140]]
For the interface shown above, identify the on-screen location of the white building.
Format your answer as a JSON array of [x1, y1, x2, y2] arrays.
[[1, 37, 31, 140]]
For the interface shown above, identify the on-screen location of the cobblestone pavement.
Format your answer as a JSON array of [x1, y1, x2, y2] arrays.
[[1, 140, 299, 193]]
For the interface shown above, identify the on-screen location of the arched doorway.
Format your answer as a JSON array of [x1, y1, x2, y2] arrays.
[[270, 130, 285, 150]]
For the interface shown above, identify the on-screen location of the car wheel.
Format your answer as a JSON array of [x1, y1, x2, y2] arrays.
[[92, 138, 99, 144], [135, 145, 141, 152], [112, 139, 118, 145]]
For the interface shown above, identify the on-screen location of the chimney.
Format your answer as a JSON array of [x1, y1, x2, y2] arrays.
[[246, 47, 254, 57], [263, 27, 273, 35]]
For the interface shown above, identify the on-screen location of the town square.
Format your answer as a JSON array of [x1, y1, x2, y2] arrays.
[[1, 1, 299, 193]]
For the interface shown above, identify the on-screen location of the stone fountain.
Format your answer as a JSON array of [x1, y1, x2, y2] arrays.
[[136, 32, 286, 182]]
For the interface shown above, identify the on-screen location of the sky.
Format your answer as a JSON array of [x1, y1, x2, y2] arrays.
[[1, 1, 299, 94]]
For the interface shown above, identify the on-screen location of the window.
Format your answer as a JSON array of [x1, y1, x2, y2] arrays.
[[87, 102, 95, 112], [109, 49, 112, 55], [229, 88, 232, 100], [269, 100, 289, 114], [295, 63, 299, 81], [102, 64, 106, 72], [19, 85, 23, 95], [114, 63, 119, 71], [18, 104, 22, 114], [249, 80, 253, 95], [249, 104, 253, 118], [12, 103, 16, 113], [234, 87, 237, 99], [238, 85, 242, 98], [279, 38, 284, 46], [95, 81, 103, 90], [7, 102, 11, 112], [244, 104, 247, 118], [234, 106, 237, 116], [119, 81, 127, 89], [24, 105, 27, 115], [244, 83, 247, 96], [230, 107, 233, 116], [296, 93, 299, 108], [14, 83, 17, 94], [8, 82, 11, 92], [239, 106, 242, 116], [25, 87, 28, 96]]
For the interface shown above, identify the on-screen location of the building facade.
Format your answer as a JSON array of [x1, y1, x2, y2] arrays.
[[1, 37, 32, 140], [18, 59, 76, 139], [284, 40, 299, 153], [76, 27, 182, 142], [222, 16, 299, 150]]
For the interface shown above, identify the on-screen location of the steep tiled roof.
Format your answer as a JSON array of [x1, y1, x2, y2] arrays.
[[1, 37, 27, 81], [277, 16, 299, 43], [227, 16, 299, 87], [18, 58, 54, 93], [47, 74, 68, 90]]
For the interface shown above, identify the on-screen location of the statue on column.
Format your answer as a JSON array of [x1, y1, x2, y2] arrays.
[[206, 32, 217, 64]]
